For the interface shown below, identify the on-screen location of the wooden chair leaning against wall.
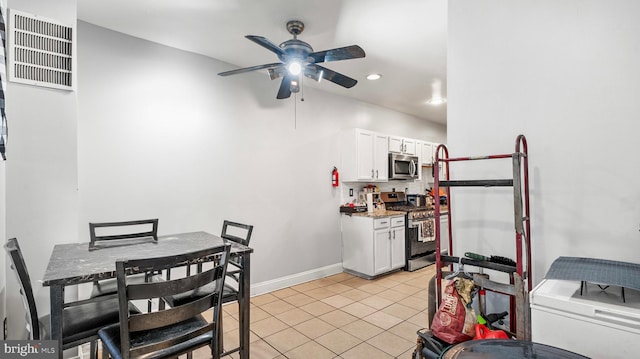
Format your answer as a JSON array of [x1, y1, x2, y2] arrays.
[[98, 243, 231, 359], [4, 238, 140, 359]]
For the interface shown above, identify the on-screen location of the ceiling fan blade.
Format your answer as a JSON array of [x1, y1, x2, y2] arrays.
[[309, 45, 366, 63], [276, 74, 294, 99], [314, 65, 358, 88], [268, 65, 286, 80], [246, 35, 286, 57], [218, 62, 283, 76]]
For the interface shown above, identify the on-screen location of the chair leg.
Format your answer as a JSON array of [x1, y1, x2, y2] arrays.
[[90, 341, 97, 359], [210, 336, 221, 359], [216, 309, 224, 356], [101, 345, 109, 359]]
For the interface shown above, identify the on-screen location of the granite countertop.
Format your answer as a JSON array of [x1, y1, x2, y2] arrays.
[[348, 210, 406, 218]]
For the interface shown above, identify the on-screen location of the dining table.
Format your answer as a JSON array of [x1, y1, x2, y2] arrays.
[[42, 231, 253, 359]]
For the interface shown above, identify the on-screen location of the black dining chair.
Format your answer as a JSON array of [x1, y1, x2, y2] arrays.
[[221, 220, 253, 281], [162, 220, 253, 356], [88, 219, 161, 301], [98, 244, 231, 359], [89, 218, 159, 251], [4, 238, 140, 359]]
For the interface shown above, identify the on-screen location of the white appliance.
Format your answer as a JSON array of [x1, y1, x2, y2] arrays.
[[530, 279, 640, 358]]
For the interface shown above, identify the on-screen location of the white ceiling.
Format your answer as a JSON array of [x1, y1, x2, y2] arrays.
[[77, 0, 447, 124]]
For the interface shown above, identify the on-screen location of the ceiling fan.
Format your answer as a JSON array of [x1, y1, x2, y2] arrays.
[[218, 20, 366, 99]]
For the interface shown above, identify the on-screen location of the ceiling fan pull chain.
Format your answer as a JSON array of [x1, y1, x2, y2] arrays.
[[300, 74, 305, 102]]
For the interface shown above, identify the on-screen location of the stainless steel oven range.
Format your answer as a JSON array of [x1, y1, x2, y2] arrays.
[[380, 192, 439, 271]]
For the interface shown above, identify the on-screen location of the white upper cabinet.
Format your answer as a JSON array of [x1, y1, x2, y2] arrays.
[[373, 133, 389, 181], [389, 136, 416, 155], [355, 130, 375, 180], [403, 138, 416, 155], [388, 136, 403, 153], [342, 128, 444, 183], [420, 141, 434, 166], [342, 129, 389, 182]]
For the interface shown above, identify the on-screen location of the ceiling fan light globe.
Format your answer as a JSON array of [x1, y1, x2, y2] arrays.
[[288, 62, 302, 75]]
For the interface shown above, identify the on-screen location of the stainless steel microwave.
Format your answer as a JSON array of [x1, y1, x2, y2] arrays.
[[388, 153, 419, 180]]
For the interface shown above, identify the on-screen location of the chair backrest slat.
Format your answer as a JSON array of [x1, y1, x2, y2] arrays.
[[89, 219, 159, 251], [126, 267, 220, 300], [129, 293, 217, 332], [4, 238, 40, 340], [221, 220, 253, 246]]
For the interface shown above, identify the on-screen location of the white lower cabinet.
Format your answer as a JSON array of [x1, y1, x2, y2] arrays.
[[342, 215, 406, 278]]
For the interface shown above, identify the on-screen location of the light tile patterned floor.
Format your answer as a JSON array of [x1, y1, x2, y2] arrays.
[[192, 265, 435, 359]]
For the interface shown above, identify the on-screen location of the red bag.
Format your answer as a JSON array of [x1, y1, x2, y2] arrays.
[[474, 324, 509, 340], [430, 280, 476, 344]]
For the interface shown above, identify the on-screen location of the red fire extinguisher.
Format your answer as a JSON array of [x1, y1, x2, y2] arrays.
[[332, 167, 339, 187]]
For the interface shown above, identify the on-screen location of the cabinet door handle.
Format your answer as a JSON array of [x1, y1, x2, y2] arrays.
[[371, 169, 374, 178], [376, 169, 379, 178], [388, 232, 391, 240]]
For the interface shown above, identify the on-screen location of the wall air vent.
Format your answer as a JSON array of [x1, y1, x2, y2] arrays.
[[7, 9, 74, 91]]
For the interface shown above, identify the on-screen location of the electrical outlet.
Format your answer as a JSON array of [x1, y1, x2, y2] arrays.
[[349, 188, 353, 196]]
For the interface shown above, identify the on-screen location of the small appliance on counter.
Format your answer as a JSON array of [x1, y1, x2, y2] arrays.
[[429, 187, 448, 205], [339, 204, 367, 214], [407, 194, 433, 208]]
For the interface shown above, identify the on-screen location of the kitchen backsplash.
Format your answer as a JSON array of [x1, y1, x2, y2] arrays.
[[340, 167, 432, 204]]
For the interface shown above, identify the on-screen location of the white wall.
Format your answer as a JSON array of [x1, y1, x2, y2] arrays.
[[76, 22, 446, 290], [448, 0, 640, 284], [4, 0, 78, 340]]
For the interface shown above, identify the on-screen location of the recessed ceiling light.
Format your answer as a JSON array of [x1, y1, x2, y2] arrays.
[[366, 73, 381, 80], [426, 97, 447, 105]]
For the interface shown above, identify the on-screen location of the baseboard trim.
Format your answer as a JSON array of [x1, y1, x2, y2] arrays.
[[251, 263, 344, 296]]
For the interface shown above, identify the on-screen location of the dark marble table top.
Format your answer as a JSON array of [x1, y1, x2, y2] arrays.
[[42, 231, 252, 286]]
